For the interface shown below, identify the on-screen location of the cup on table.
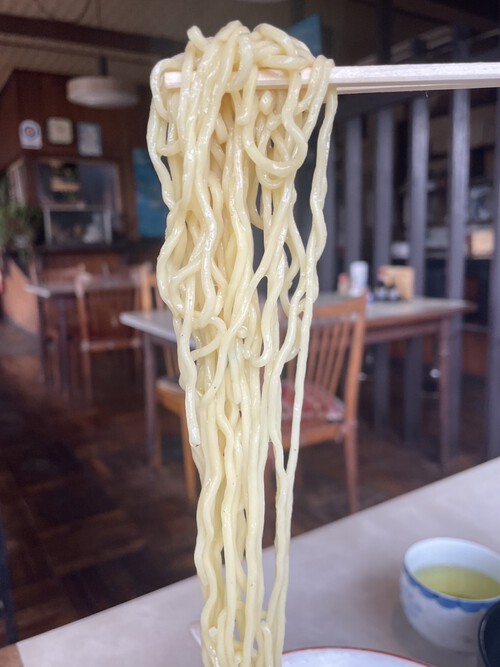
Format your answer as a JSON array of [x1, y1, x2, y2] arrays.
[[478, 600, 500, 666], [349, 261, 368, 296], [400, 537, 500, 654]]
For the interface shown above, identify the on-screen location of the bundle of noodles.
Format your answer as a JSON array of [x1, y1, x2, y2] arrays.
[[148, 21, 336, 666]]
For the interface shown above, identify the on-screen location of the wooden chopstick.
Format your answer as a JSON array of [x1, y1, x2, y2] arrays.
[[162, 61, 500, 94]]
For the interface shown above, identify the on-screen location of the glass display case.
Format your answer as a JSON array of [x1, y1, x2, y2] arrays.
[[41, 205, 113, 246], [37, 159, 121, 246], [7, 158, 122, 247]]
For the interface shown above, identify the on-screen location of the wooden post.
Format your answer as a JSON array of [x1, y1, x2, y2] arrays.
[[486, 90, 500, 459], [318, 134, 337, 291], [344, 116, 363, 268], [373, 107, 394, 429], [446, 86, 470, 461], [375, 0, 392, 65], [404, 94, 429, 446], [372, 0, 393, 431]]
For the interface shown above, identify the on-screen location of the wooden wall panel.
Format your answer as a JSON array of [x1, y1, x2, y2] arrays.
[[0, 75, 21, 172], [0, 70, 151, 238]]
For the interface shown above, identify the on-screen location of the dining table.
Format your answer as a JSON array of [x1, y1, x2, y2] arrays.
[[120, 296, 471, 469], [26, 273, 141, 396], [1, 457, 498, 667], [25, 281, 78, 394]]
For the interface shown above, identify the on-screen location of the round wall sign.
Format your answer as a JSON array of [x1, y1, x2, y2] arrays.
[[19, 119, 42, 149]]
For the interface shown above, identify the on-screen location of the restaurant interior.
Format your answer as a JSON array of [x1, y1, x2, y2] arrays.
[[0, 1, 499, 665]]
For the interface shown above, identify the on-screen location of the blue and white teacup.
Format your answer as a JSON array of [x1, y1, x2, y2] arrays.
[[400, 537, 500, 653]]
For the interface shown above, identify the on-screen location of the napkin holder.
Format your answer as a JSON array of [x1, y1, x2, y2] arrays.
[[378, 265, 414, 300]]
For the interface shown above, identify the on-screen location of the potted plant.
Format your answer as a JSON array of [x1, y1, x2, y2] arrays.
[[0, 202, 41, 248], [0, 199, 42, 284]]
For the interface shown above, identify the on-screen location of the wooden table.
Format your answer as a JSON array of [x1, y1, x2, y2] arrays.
[[120, 296, 471, 468], [3, 458, 498, 667], [25, 281, 77, 394], [355, 297, 472, 465]]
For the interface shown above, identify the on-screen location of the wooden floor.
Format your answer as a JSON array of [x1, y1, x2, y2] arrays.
[[0, 320, 485, 645]]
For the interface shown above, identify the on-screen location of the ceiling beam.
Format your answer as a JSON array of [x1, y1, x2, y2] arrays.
[[354, 0, 495, 33], [0, 13, 185, 57], [390, 0, 495, 32]]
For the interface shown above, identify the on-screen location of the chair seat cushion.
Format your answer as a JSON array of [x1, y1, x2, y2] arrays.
[[156, 375, 184, 394], [281, 378, 344, 422]]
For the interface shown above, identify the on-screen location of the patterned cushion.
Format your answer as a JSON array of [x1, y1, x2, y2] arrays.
[[281, 378, 344, 422]]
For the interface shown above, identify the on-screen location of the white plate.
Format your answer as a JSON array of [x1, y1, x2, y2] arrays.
[[282, 647, 431, 666]]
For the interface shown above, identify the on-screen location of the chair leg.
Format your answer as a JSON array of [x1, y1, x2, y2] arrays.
[[343, 424, 359, 514], [153, 416, 163, 469], [69, 338, 80, 392], [46, 337, 60, 387], [132, 346, 142, 381], [0, 518, 17, 644], [82, 350, 93, 402], [179, 414, 198, 504]]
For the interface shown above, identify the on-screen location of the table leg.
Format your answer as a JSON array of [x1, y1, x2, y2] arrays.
[[438, 317, 453, 469], [144, 332, 157, 465], [56, 297, 70, 396], [36, 297, 49, 384], [373, 343, 390, 430], [403, 337, 423, 447]]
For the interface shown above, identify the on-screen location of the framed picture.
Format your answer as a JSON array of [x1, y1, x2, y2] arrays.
[[47, 117, 73, 145], [77, 122, 102, 157]]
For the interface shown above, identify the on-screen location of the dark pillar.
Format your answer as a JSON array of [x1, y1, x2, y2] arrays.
[[344, 116, 363, 268], [486, 89, 500, 459], [404, 94, 429, 446]]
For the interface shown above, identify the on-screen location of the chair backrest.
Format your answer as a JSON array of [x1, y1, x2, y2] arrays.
[[40, 263, 87, 283], [75, 270, 142, 348], [138, 263, 179, 378], [285, 294, 367, 421], [138, 263, 165, 312], [36, 264, 87, 330]]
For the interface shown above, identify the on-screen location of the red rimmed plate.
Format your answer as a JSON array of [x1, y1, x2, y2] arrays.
[[282, 647, 433, 666]]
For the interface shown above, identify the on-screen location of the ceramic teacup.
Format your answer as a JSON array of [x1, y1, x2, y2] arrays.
[[478, 600, 500, 666], [400, 537, 500, 653]]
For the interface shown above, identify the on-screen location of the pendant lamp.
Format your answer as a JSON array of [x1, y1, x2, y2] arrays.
[[66, 56, 138, 109]]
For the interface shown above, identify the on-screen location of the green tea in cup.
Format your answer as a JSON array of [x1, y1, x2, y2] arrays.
[[415, 565, 500, 600]]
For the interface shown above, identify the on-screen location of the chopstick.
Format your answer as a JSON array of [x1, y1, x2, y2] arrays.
[[162, 61, 500, 94]]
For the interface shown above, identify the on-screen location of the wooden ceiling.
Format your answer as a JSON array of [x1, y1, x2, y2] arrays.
[[0, 0, 496, 93], [0, 0, 292, 91]]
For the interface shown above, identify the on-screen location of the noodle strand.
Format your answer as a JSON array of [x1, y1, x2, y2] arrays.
[[148, 21, 337, 666]]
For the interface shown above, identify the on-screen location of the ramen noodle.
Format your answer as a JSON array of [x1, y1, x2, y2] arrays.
[[148, 21, 336, 666]]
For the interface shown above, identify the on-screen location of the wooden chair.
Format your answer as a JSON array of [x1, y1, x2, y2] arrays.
[[74, 270, 142, 401], [139, 265, 199, 503], [38, 263, 87, 283], [141, 268, 366, 510], [36, 263, 87, 386], [279, 294, 367, 514], [138, 263, 179, 377]]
